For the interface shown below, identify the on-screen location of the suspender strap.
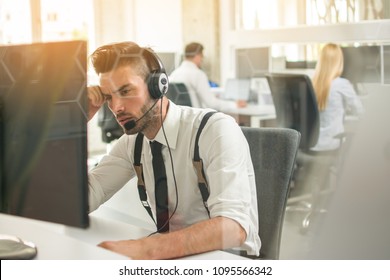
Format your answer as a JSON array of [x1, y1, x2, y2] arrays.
[[193, 111, 217, 217], [133, 133, 156, 224]]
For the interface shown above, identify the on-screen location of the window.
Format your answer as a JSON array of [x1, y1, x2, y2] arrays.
[[40, 0, 93, 43], [236, 0, 279, 30], [236, 0, 388, 30], [0, 0, 32, 44], [0, 0, 94, 47]]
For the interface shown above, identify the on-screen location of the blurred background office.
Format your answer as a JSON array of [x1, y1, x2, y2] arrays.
[[1, 0, 389, 259], [1, 0, 389, 154]]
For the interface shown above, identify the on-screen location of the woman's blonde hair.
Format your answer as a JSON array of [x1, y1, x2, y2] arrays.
[[312, 43, 344, 111]]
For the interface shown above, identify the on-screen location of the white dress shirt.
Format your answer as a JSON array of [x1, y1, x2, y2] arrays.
[[312, 77, 364, 151], [89, 101, 261, 255], [169, 60, 236, 110]]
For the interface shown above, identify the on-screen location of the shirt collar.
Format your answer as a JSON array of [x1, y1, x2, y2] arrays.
[[182, 60, 198, 69], [153, 100, 180, 149]]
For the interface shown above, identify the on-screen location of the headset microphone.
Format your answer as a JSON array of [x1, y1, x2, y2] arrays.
[[124, 119, 137, 130], [123, 98, 160, 131]]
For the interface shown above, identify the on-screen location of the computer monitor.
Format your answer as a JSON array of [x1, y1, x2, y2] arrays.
[[285, 60, 316, 69], [0, 40, 89, 229], [236, 47, 270, 78], [222, 78, 251, 101], [384, 45, 390, 84], [341, 45, 381, 87], [156, 52, 178, 75]]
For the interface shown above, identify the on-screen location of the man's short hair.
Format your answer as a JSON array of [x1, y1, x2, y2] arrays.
[[185, 42, 204, 58], [90, 41, 159, 81]]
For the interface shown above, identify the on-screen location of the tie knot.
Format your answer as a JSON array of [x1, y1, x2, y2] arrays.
[[150, 141, 163, 154]]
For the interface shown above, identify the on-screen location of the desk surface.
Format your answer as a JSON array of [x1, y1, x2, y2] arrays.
[[222, 104, 275, 116], [220, 104, 276, 127], [0, 213, 127, 259], [0, 213, 248, 260]]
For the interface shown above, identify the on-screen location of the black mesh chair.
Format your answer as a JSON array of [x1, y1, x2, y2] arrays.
[[97, 103, 123, 144], [265, 73, 320, 151], [165, 82, 192, 107], [241, 127, 300, 259], [265, 73, 340, 233]]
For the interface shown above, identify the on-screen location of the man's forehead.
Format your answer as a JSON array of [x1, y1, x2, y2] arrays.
[[99, 66, 134, 85]]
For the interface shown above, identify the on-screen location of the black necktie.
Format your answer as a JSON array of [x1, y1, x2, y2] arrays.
[[150, 141, 169, 232]]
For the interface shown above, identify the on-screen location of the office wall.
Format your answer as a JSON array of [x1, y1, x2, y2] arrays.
[[93, 0, 135, 48], [181, 0, 220, 84], [133, 0, 182, 52], [93, 0, 182, 51]]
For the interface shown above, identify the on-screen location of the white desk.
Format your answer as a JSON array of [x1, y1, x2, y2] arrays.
[[221, 104, 276, 127], [0, 212, 248, 260], [0, 213, 127, 259]]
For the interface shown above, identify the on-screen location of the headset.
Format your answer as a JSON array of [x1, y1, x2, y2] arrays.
[[143, 48, 169, 99]]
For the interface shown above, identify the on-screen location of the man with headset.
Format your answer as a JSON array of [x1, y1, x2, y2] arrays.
[[169, 42, 247, 110], [87, 41, 260, 259]]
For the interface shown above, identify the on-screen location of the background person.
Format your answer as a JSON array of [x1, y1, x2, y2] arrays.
[[311, 43, 364, 151], [169, 42, 247, 110]]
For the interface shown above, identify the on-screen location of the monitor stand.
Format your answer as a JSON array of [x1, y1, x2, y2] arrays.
[[0, 234, 37, 260]]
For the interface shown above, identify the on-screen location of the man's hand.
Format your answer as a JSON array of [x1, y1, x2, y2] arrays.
[[98, 239, 149, 260], [236, 100, 247, 108], [87, 86, 105, 121]]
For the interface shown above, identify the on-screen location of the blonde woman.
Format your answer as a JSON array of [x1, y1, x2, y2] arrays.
[[311, 43, 364, 151]]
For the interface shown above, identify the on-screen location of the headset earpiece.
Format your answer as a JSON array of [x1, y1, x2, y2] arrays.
[[147, 70, 169, 99], [145, 50, 169, 99]]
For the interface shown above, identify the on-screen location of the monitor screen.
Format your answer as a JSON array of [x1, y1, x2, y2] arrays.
[[384, 45, 390, 84], [156, 52, 178, 75], [222, 78, 251, 101], [341, 45, 381, 86], [285, 60, 316, 69], [0, 40, 89, 228], [236, 47, 270, 78]]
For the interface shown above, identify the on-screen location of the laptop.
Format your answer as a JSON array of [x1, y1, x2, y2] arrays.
[[222, 78, 251, 101]]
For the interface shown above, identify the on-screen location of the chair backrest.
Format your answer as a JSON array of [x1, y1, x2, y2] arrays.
[[166, 82, 192, 107], [97, 103, 124, 143], [265, 73, 319, 151], [241, 127, 300, 260]]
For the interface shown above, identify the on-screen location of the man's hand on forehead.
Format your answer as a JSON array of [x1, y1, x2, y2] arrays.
[[87, 86, 106, 107]]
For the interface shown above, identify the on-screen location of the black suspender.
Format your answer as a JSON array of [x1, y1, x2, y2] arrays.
[[133, 111, 217, 223], [192, 111, 216, 217], [133, 133, 156, 225]]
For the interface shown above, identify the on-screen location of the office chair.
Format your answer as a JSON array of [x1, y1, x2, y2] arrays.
[[165, 82, 192, 107], [97, 103, 124, 144], [265, 73, 341, 233], [241, 127, 300, 260]]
